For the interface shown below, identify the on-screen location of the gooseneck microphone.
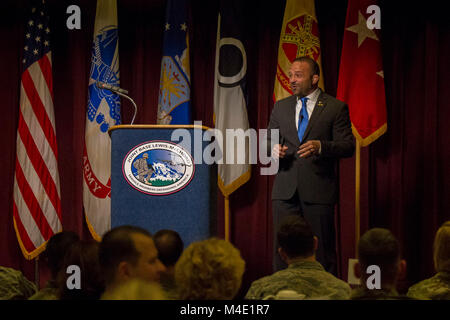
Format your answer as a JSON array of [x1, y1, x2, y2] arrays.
[[96, 81, 137, 125], [96, 81, 129, 95]]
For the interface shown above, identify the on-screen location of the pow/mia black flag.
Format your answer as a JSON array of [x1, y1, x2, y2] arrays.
[[213, 0, 251, 197]]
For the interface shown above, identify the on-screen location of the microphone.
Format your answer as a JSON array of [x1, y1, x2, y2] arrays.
[[96, 81, 137, 125], [96, 81, 129, 95]]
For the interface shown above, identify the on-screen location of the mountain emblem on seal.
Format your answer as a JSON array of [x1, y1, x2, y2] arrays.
[[122, 141, 194, 195]]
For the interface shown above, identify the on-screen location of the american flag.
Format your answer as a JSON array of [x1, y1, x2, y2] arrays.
[[13, 0, 62, 260]]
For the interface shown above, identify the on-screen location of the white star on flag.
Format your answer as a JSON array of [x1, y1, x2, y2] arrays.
[[346, 11, 379, 47]]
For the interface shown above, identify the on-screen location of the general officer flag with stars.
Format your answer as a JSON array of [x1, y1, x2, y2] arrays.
[[157, 0, 191, 124], [337, 0, 387, 146]]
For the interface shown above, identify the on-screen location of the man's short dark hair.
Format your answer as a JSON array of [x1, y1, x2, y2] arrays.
[[277, 215, 314, 258], [43, 231, 79, 278], [293, 56, 320, 77], [358, 228, 400, 279], [154, 229, 184, 267], [99, 225, 152, 285]]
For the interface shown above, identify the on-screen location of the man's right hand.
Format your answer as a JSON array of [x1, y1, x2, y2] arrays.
[[272, 144, 288, 159]]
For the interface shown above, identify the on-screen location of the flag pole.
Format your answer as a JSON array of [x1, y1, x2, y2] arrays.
[[225, 196, 230, 241], [355, 139, 361, 257], [34, 256, 40, 289]]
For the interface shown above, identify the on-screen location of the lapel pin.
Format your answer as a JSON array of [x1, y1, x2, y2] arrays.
[[317, 101, 324, 107]]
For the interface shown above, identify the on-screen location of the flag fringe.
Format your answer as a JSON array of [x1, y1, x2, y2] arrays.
[[218, 169, 251, 197], [84, 212, 102, 242], [352, 123, 387, 147], [13, 217, 57, 260]]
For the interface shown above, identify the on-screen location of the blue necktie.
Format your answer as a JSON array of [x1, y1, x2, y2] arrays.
[[297, 97, 309, 142]]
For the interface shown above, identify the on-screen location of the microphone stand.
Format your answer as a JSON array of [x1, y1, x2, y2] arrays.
[[115, 91, 138, 125]]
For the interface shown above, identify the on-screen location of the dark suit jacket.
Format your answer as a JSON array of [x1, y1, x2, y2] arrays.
[[268, 90, 355, 204]]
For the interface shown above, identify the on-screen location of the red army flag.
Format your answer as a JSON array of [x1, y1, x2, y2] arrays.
[[337, 0, 387, 146]]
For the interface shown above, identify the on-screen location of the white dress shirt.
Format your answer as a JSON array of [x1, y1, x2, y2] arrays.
[[295, 87, 321, 130]]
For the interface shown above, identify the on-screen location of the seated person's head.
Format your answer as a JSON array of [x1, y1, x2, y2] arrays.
[[42, 231, 79, 279], [433, 221, 450, 273], [57, 240, 104, 300], [355, 228, 406, 289], [154, 229, 184, 269], [99, 225, 166, 288], [174, 237, 245, 300], [277, 215, 317, 262]]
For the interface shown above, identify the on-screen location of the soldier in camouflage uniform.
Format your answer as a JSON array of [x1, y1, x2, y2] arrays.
[[0, 266, 37, 300], [133, 153, 153, 183], [407, 221, 450, 300], [351, 228, 409, 300], [407, 272, 450, 300], [245, 215, 350, 300]]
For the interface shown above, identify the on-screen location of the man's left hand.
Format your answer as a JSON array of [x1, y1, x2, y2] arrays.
[[297, 140, 321, 158]]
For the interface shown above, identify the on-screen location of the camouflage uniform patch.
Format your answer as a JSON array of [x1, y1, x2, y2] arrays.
[[407, 271, 450, 300], [28, 280, 59, 300], [0, 266, 37, 300], [245, 260, 351, 300]]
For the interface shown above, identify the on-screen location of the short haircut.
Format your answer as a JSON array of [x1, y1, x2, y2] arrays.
[[433, 221, 450, 273], [293, 56, 320, 77], [358, 228, 400, 280], [154, 229, 184, 267], [99, 225, 152, 285], [277, 215, 315, 258], [43, 231, 79, 278], [175, 238, 245, 300]]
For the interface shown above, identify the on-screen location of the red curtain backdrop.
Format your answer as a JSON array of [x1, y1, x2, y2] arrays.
[[1, 0, 449, 295]]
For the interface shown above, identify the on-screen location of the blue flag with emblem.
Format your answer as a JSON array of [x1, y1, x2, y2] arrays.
[[157, 0, 191, 124], [83, 0, 120, 240]]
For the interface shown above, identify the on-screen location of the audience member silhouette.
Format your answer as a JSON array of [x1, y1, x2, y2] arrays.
[[175, 237, 245, 300], [408, 221, 450, 300], [56, 240, 104, 300], [0, 266, 36, 299], [352, 228, 409, 300], [154, 229, 184, 299], [245, 215, 350, 300], [29, 231, 79, 300], [99, 225, 166, 299]]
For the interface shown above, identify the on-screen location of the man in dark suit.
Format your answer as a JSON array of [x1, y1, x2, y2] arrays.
[[268, 56, 355, 275]]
